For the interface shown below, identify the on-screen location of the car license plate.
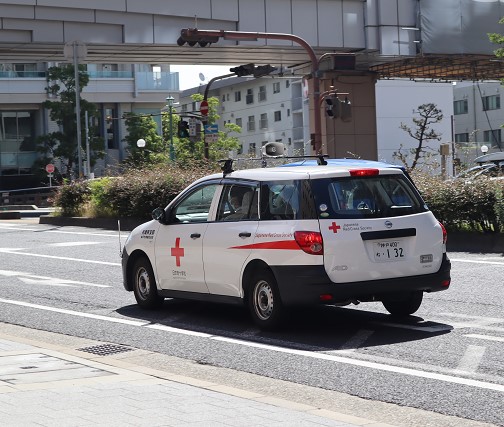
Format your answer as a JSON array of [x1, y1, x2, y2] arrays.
[[374, 241, 405, 262]]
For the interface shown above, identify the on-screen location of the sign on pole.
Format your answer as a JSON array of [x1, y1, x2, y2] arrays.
[[45, 164, 55, 174], [200, 100, 209, 116]]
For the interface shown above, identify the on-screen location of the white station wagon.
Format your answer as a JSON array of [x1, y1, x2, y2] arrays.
[[122, 158, 451, 329]]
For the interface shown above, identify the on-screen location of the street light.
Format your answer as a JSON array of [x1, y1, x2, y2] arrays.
[[166, 96, 175, 161], [136, 139, 146, 148]]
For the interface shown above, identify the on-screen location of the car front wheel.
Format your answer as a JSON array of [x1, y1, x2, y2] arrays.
[[248, 269, 284, 329], [382, 291, 423, 316], [132, 257, 164, 309]]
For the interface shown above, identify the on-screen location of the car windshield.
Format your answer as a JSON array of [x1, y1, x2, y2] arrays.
[[311, 175, 427, 219]]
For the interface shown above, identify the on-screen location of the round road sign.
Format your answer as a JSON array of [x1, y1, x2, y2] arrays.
[[200, 100, 209, 116], [45, 164, 55, 174]]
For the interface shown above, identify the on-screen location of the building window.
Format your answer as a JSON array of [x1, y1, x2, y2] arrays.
[[248, 142, 256, 155], [222, 95, 226, 102], [483, 129, 501, 146], [258, 86, 267, 102], [260, 113, 268, 129], [482, 95, 500, 111], [235, 118, 242, 128], [246, 89, 254, 104], [104, 107, 118, 149], [226, 93, 230, 101], [286, 80, 290, 88], [274, 111, 282, 122], [181, 104, 188, 113], [454, 99, 468, 115], [234, 91, 241, 102], [237, 144, 243, 155], [287, 109, 291, 117], [273, 82, 280, 94], [455, 133, 469, 143], [0, 111, 37, 176], [247, 116, 255, 132]]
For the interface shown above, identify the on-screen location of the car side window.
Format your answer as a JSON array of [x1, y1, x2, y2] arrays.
[[172, 184, 218, 223], [217, 184, 259, 221], [260, 181, 300, 220]]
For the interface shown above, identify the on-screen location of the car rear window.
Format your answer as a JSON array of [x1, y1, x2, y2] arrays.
[[311, 175, 427, 219]]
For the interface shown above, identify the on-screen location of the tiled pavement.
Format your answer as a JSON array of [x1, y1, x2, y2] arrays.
[[0, 326, 395, 427]]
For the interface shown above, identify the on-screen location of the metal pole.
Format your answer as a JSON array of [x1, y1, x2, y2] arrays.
[[85, 111, 91, 178], [73, 42, 83, 178], [182, 29, 322, 154], [202, 73, 234, 159], [169, 106, 175, 161]]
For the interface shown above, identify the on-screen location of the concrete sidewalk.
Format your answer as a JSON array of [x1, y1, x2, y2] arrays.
[[0, 323, 397, 427]]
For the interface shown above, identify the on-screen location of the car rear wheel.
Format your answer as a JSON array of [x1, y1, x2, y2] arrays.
[[132, 257, 164, 309], [382, 291, 423, 316], [248, 269, 284, 329]]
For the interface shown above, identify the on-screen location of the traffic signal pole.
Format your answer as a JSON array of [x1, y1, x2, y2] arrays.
[[179, 29, 323, 154], [201, 73, 235, 159]]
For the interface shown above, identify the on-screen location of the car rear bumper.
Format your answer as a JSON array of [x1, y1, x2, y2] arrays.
[[272, 253, 451, 306]]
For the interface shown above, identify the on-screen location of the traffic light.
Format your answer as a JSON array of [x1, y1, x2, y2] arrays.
[[341, 97, 352, 122], [325, 97, 340, 119], [177, 28, 220, 47], [253, 64, 277, 77], [178, 120, 189, 138], [230, 63, 255, 77]]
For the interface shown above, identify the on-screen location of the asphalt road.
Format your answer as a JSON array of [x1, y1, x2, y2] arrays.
[[0, 219, 503, 426]]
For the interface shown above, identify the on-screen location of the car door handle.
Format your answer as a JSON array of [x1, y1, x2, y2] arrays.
[[190, 233, 201, 239], [239, 232, 252, 238]]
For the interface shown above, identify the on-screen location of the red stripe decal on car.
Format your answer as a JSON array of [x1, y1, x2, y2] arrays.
[[230, 240, 300, 250]]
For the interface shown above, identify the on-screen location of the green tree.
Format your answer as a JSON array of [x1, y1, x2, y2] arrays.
[[123, 113, 166, 167], [394, 103, 443, 172], [174, 94, 240, 162], [37, 64, 104, 180]]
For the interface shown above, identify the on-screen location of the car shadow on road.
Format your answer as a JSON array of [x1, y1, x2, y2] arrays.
[[116, 299, 453, 352]]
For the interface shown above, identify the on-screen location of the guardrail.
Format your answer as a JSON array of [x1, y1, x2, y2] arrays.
[[0, 187, 57, 207]]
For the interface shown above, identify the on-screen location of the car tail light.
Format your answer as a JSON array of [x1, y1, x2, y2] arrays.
[[439, 222, 447, 244], [350, 168, 379, 177], [294, 231, 324, 255]]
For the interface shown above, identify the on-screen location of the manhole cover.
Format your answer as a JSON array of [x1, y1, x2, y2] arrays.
[[77, 344, 133, 356]]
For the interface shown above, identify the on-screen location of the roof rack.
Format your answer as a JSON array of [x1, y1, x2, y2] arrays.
[[219, 155, 328, 177]]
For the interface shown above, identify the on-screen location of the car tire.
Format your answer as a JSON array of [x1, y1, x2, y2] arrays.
[[382, 291, 423, 316], [247, 269, 284, 329], [132, 257, 164, 309]]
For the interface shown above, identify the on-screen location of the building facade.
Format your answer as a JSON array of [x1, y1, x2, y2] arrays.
[[0, 62, 178, 190], [181, 74, 309, 158], [453, 81, 504, 166]]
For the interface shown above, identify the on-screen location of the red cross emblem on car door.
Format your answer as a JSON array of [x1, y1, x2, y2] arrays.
[[171, 237, 185, 267]]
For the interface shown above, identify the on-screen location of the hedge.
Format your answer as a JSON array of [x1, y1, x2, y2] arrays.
[[52, 166, 504, 233]]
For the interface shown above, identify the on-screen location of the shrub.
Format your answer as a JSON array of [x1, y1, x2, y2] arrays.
[[414, 172, 503, 233], [52, 180, 91, 217]]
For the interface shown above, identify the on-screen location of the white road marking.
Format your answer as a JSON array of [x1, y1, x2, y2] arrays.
[[332, 329, 374, 353], [450, 258, 504, 266], [0, 270, 110, 288], [46, 230, 128, 238], [0, 249, 120, 266], [465, 334, 504, 343], [48, 242, 102, 247], [0, 298, 146, 326], [0, 297, 503, 393], [439, 313, 504, 324], [456, 345, 486, 373], [370, 320, 452, 333]]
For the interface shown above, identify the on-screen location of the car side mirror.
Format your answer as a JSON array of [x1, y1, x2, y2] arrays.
[[152, 207, 168, 224]]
